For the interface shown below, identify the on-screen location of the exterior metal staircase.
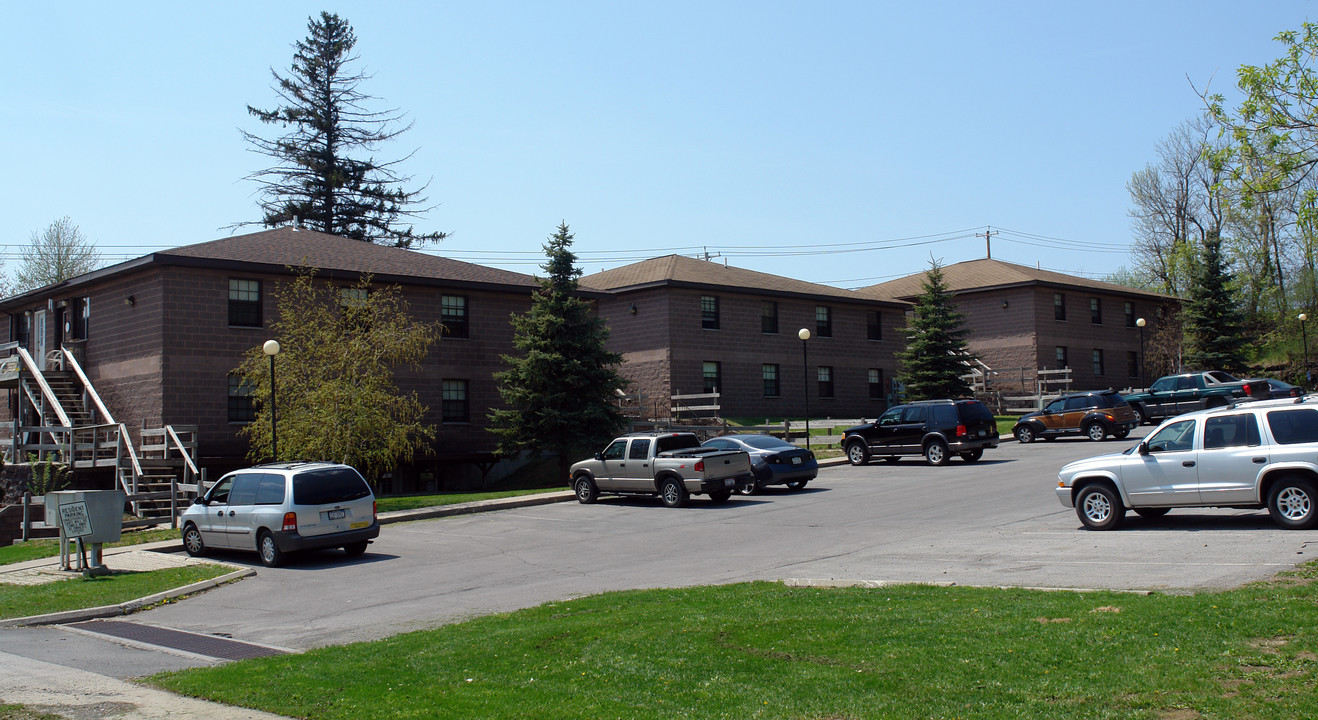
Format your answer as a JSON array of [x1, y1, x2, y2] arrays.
[[3, 344, 200, 525]]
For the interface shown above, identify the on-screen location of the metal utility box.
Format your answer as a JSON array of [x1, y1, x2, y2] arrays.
[[45, 490, 125, 544]]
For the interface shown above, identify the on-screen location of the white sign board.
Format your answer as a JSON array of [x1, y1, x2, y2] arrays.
[[58, 501, 93, 538]]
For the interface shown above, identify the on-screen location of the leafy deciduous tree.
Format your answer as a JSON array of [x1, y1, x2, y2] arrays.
[[233, 269, 439, 481], [489, 223, 628, 482], [242, 12, 446, 248], [896, 259, 974, 401], [15, 216, 100, 291]]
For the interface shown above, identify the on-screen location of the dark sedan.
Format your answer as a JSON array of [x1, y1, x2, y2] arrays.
[[702, 434, 817, 495]]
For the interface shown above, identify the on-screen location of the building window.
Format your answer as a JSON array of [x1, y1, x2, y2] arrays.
[[1054, 293, 1066, 321], [761, 301, 778, 334], [763, 364, 780, 397], [1093, 349, 1105, 377], [228, 374, 256, 423], [866, 311, 882, 341], [229, 279, 262, 327], [442, 379, 469, 423], [1056, 346, 1068, 367], [1125, 302, 1135, 328], [817, 366, 834, 398], [702, 361, 721, 394], [441, 295, 468, 339], [816, 306, 832, 337], [71, 297, 90, 340], [868, 368, 884, 399], [1127, 351, 1139, 378], [700, 295, 720, 330], [1090, 298, 1102, 325]]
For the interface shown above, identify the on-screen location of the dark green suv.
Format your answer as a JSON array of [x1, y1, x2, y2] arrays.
[[843, 399, 1000, 466]]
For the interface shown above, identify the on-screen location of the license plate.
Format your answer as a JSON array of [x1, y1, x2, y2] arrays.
[[724, 478, 735, 487], [327, 509, 346, 520], [791, 456, 802, 465]]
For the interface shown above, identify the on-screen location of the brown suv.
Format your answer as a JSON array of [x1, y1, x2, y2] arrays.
[[1013, 390, 1138, 443]]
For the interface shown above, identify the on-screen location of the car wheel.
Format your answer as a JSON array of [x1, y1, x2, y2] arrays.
[[846, 441, 870, 466], [1130, 404, 1146, 425], [182, 524, 206, 557], [1076, 484, 1124, 530], [573, 475, 599, 504], [1268, 476, 1318, 529], [1133, 507, 1170, 519], [707, 489, 732, 503], [258, 530, 284, 568], [960, 449, 983, 462], [1084, 422, 1107, 442], [737, 481, 758, 496], [924, 440, 949, 466], [785, 480, 808, 490], [660, 477, 688, 508], [343, 540, 369, 557], [1014, 425, 1035, 444], [1113, 430, 1130, 440]]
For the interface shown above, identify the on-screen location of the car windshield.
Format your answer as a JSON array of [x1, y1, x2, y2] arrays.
[[292, 467, 372, 505], [737, 435, 794, 450]]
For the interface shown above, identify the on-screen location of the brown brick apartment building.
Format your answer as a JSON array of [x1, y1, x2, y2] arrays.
[[0, 227, 543, 491], [584, 255, 909, 420], [858, 259, 1174, 393]]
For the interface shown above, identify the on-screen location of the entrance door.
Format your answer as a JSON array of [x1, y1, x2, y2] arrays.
[[32, 310, 46, 366]]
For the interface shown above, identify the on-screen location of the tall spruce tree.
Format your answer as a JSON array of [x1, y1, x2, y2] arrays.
[[1182, 232, 1249, 373], [242, 12, 446, 248], [489, 223, 628, 482], [896, 259, 974, 400]]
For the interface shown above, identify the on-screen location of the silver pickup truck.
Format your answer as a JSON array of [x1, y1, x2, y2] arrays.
[[570, 432, 755, 507]]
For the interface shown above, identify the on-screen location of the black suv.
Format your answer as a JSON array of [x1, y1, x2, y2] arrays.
[[843, 399, 1000, 466]]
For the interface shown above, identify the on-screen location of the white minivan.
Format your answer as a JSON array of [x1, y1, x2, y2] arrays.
[[181, 462, 379, 567]]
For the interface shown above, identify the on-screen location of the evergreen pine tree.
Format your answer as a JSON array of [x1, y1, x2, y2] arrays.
[[489, 223, 628, 482], [1182, 232, 1249, 373], [896, 259, 974, 400], [242, 12, 445, 247]]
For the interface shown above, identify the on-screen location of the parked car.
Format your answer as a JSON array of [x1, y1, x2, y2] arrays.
[[1055, 396, 1318, 530], [180, 462, 379, 567], [1244, 378, 1303, 398], [702, 434, 817, 494], [1122, 371, 1248, 425], [1012, 390, 1138, 443], [842, 398, 999, 466], [570, 432, 755, 507]]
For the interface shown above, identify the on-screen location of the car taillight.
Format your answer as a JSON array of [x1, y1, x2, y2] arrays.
[[956, 424, 967, 437], [373, 500, 377, 519], [694, 460, 705, 472], [282, 512, 297, 532]]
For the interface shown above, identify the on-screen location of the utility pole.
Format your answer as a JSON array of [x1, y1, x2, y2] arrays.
[[982, 228, 997, 260]]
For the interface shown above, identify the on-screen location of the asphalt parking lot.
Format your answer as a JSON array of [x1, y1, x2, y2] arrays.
[[122, 427, 1318, 652]]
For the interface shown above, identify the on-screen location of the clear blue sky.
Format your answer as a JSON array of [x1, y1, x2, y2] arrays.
[[4, 2, 1314, 288]]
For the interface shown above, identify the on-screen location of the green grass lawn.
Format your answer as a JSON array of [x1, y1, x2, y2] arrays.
[[375, 487, 564, 513], [150, 565, 1318, 719], [0, 564, 233, 620]]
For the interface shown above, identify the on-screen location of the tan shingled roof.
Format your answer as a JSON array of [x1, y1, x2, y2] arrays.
[[582, 254, 886, 303], [160, 227, 540, 288], [856, 258, 1171, 302]]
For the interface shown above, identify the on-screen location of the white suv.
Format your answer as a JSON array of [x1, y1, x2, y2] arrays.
[[1056, 396, 1318, 530], [180, 462, 379, 566]]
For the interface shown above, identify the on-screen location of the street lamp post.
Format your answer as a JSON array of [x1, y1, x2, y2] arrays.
[[798, 328, 811, 450], [263, 339, 281, 461], [1135, 318, 1147, 391], [1300, 313, 1310, 387]]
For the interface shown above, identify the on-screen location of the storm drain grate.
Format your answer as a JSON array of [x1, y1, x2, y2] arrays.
[[69, 620, 287, 661]]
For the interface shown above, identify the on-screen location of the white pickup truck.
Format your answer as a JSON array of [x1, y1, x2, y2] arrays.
[[570, 432, 755, 507], [1056, 396, 1318, 530]]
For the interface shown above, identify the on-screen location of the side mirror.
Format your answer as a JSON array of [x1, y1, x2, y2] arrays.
[[594, 452, 603, 461], [1137, 441, 1149, 456], [194, 498, 209, 506]]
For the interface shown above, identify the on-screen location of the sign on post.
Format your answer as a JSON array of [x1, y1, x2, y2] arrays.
[[58, 500, 93, 538]]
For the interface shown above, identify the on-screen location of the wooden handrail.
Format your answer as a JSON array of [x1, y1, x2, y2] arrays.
[[14, 347, 71, 427], [165, 425, 199, 476], [61, 346, 116, 425]]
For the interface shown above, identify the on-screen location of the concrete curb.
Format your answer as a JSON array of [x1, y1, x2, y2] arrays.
[[0, 565, 255, 627]]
